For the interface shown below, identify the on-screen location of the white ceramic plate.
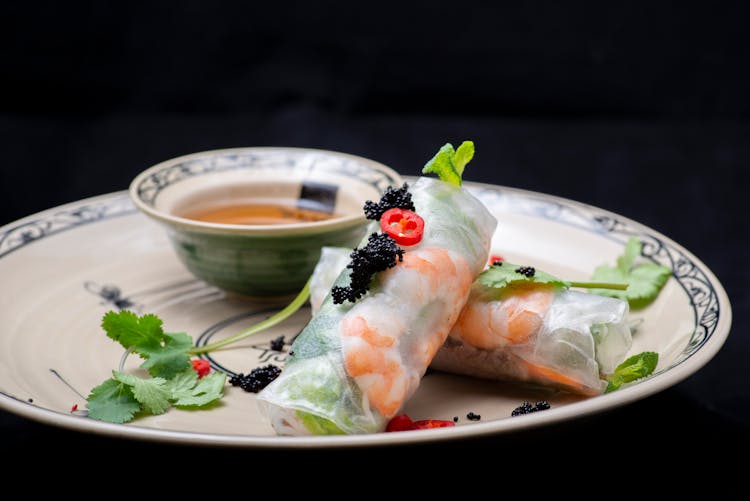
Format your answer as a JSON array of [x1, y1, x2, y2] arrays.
[[0, 180, 731, 447]]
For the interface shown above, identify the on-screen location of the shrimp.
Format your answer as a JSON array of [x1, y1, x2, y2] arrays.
[[340, 247, 472, 418], [445, 284, 604, 395], [451, 283, 555, 350], [515, 356, 601, 396]]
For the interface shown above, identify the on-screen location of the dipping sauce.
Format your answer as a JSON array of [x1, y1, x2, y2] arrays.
[[181, 203, 338, 225]]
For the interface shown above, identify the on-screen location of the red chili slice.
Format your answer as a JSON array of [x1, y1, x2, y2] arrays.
[[386, 414, 455, 432], [380, 208, 425, 246], [385, 414, 414, 432], [410, 419, 456, 430]]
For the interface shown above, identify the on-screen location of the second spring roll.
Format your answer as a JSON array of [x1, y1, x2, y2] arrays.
[[432, 282, 631, 395]]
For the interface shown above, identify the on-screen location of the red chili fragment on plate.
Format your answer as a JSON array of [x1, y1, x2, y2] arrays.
[[410, 419, 456, 430], [71, 404, 78, 412], [386, 414, 455, 432], [191, 359, 211, 378], [385, 414, 414, 432], [489, 254, 505, 266]]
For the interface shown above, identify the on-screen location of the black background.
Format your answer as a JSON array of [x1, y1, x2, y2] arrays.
[[2, 1, 748, 487]]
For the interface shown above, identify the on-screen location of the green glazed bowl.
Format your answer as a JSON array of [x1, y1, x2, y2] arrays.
[[129, 147, 402, 298]]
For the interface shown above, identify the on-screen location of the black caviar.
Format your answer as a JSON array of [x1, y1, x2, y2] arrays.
[[363, 183, 415, 221], [331, 232, 404, 304], [511, 400, 551, 416], [466, 411, 481, 421], [492, 261, 504, 267], [270, 335, 285, 351], [515, 266, 536, 278], [229, 365, 282, 393]]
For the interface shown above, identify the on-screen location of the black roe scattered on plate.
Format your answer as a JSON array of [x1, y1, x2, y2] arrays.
[[270, 335, 285, 351], [229, 365, 282, 393], [511, 400, 551, 416]]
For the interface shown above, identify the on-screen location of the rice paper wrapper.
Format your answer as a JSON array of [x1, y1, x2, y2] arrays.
[[257, 177, 497, 435], [432, 288, 632, 395], [310, 246, 351, 313]]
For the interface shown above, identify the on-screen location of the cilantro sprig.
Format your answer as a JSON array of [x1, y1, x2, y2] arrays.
[[422, 141, 475, 186], [589, 237, 671, 309], [86, 279, 311, 424], [477, 262, 628, 293], [604, 351, 659, 393], [87, 311, 227, 423]]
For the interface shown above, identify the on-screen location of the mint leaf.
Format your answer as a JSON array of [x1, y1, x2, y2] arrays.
[[604, 351, 659, 393], [590, 237, 671, 308], [422, 141, 475, 186], [139, 331, 192, 379], [168, 369, 226, 407], [86, 377, 141, 423], [113, 371, 171, 415], [102, 310, 164, 353], [452, 141, 475, 177], [477, 263, 568, 291]]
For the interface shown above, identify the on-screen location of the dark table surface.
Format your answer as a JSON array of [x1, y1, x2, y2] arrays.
[[1, 1, 748, 487]]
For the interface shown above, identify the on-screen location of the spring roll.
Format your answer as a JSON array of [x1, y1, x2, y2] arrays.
[[311, 249, 632, 396], [257, 176, 497, 435], [432, 283, 631, 395]]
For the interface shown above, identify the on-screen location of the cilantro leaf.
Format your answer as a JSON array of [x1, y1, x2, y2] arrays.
[[590, 237, 671, 308], [626, 263, 672, 306], [605, 351, 659, 393], [102, 311, 192, 378], [168, 369, 226, 407], [422, 141, 475, 186], [102, 310, 164, 353], [477, 262, 569, 291], [86, 377, 141, 423], [113, 371, 171, 415], [138, 331, 192, 379]]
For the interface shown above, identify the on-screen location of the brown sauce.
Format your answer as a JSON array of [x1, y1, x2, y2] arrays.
[[180, 203, 337, 225]]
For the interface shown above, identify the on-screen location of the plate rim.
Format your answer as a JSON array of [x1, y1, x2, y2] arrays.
[[0, 181, 733, 447]]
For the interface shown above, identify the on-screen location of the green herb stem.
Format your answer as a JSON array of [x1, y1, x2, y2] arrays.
[[188, 278, 311, 355], [119, 346, 136, 372], [567, 281, 628, 290]]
